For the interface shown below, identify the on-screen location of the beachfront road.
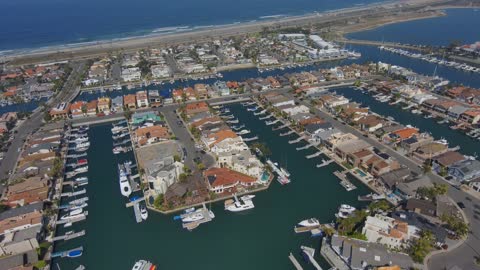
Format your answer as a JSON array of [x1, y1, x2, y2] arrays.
[[0, 61, 86, 192], [294, 94, 480, 270]]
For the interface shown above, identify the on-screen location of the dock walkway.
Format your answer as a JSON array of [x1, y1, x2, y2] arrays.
[[306, 151, 322, 159], [288, 253, 303, 270], [53, 230, 86, 242], [288, 137, 304, 144], [57, 212, 88, 225], [61, 189, 86, 197]]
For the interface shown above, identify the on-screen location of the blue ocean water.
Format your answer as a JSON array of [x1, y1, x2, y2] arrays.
[[347, 9, 480, 46], [0, 0, 379, 51]]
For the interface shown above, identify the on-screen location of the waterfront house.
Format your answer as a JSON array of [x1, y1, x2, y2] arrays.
[[396, 175, 434, 199], [347, 149, 375, 169], [356, 115, 383, 133], [85, 100, 98, 116], [111, 96, 124, 113], [121, 67, 141, 82], [329, 234, 414, 270], [280, 104, 309, 116], [70, 101, 86, 118], [0, 207, 43, 233], [412, 94, 436, 105], [378, 168, 412, 190], [172, 89, 184, 102], [399, 133, 434, 153], [392, 211, 447, 244], [204, 167, 256, 194], [97, 97, 111, 114], [0, 249, 38, 270], [151, 64, 171, 78], [412, 142, 448, 162], [362, 214, 410, 249], [213, 81, 230, 96], [123, 94, 137, 110], [134, 126, 170, 146], [191, 116, 223, 129], [203, 130, 239, 149], [185, 101, 209, 116], [431, 151, 466, 172], [333, 138, 372, 161], [217, 149, 264, 178], [49, 102, 70, 120], [194, 84, 209, 99], [433, 100, 459, 114], [384, 127, 419, 144], [184, 87, 197, 101], [210, 136, 247, 154], [304, 122, 333, 137], [131, 111, 163, 126], [447, 105, 469, 120], [148, 90, 162, 107], [460, 109, 480, 124], [448, 159, 480, 182], [136, 90, 149, 108]]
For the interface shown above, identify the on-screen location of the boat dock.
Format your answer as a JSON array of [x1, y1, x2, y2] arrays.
[[272, 123, 289, 131], [280, 130, 294, 136], [243, 136, 258, 142], [294, 225, 321, 234], [265, 119, 279, 126], [56, 212, 88, 225], [51, 246, 83, 258], [113, 138, 131, 146], [296, 144, 313, 150], [53, 230, 86, 242], [333, 171, 357, 191], [133, 203, 142, 223], [306, 151, 322, 159], [316, 159, 334, 168], [289, 253, 304, 270], [61, 189, 87, 197], [288, 137, 304, 144], [181, 204, 213, 231], [259, 114, 272, 120], [66, 153, 87, 159], [301, 246, 323, 270]]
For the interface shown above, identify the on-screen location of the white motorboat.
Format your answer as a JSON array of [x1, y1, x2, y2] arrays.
[[69, 203, 88, 211], [240, 195, 255, 201], [131, 260, 154, 270], [225, 194, 255, 212], [182, 210, 206, 223], [61, 208, 83, 220], [298, 218, 320, 227], [119, 171, 132, 197], [339, 204, 356, 213], [140, 205, 148, 220]]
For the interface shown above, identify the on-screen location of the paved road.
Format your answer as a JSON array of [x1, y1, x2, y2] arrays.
[[296, 95, 480, 270], [0, 61, 86, 192]]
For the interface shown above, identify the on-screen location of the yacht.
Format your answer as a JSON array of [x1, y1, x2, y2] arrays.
[[61, 209, 83, 220], [140, 204, 148, 220], [119, 170, 132, 197], [340, 204, 356, 212], [298, 218, 320, 227], [224, 194, 255, 212]]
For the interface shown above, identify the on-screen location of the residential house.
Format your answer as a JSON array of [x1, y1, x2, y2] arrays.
[[185, 102, 209, 116], [134, 126, 170, 146], [70, 101, 86, 118], [85, 100, 98, 116], [136, 91, 149, 108], [148, 90, 162, 107], [362, 214, 411, 249], [111, 96, 124, 113], [405, 199, 437, 217], [97, 97, 111, 114], [460, 109, 480, 124], [49, 102, 70, 120], [204, 167, 256, 194], [123, 94, 137, 110], [357, 115, 383, 133], [194, 84, 209, 99], [448, 159, 480, 182]]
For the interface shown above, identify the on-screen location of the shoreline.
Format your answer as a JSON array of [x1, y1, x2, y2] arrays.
[[2, 0, 470, 67]]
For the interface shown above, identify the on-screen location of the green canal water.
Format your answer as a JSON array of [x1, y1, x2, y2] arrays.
[[53, 103, 370, 270]]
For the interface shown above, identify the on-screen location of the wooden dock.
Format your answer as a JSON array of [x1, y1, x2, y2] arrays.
[[265, 119, 279, 126], [280, 130, 294, 136], [289, 253, 303, 270], [125, 197, 146, 208], [296, 144, 313, 150], [301, 246, 322, 270], [258, 114, 272, 120], [243, 136, 258, 142], [53, 230, 86, 242], [294, 225, 321, 234], [272, 123, 289, 131], [333, 171, 357, 191]]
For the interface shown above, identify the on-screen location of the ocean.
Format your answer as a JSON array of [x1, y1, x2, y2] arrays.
[[0, 0, 381, 52]]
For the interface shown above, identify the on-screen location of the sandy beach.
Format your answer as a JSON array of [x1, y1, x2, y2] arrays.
[[2, 0, 472, 66]]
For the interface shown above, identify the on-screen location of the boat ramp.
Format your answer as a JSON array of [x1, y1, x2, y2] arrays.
[[333, 171, 357, 191], [53, 230, 86, 242], [306, 151, 322, 159]]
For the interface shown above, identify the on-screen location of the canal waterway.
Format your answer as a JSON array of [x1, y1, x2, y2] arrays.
[[53, 105, 370, 269]]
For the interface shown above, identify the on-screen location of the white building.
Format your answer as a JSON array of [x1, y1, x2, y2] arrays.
[[362, 214, 412, 249], [121, 67, 141, 82]]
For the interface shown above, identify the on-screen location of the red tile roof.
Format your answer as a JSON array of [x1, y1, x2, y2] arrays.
[[204, 167, 256, 188]]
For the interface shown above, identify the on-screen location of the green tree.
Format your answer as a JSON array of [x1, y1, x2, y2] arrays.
[[179, 173, 188, 182], [50, 157, 63, 178], [368, 200, 392, 213], [409, 230, 435, 263], [173, 154, 181, 162], [153, 194, 164, 209]]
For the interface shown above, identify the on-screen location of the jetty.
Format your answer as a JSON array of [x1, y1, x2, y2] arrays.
[[53, 230, 86, 242], [294, 225, 321, 234], [181, 204, 213, 231], [288, 253, 303, 270], [265, 119, 279, 126], [288, 137, 303, 144], [272, 123, 289, 131], [133, 203, 143, 223], [296, 144, 313, 150], [61, 189, 86, 197], [254, 109, 266, 115], [306, 151, 322, 159], [280, 130, 294, 136], [259, 114, 272, 120], [113, 138, 131, 146], [301, 246, 322, 270], [51, 246, 83, 258], [243, 136, 258, 142], [333, 171, 357, 191]]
